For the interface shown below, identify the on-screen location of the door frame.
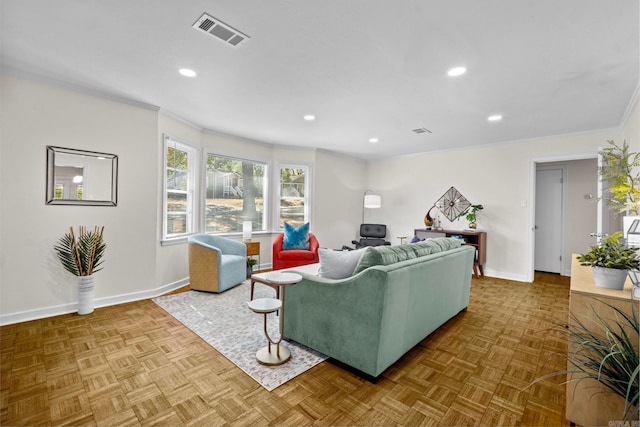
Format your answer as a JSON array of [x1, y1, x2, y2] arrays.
[[527, 152, 598, 282]]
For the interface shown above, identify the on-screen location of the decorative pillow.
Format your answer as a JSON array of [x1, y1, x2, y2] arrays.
[[318, 248, 367, 279], [282, 222, 310, 250]]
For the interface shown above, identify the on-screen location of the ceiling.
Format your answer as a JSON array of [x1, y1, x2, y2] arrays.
[[2, 1, 638, 160]]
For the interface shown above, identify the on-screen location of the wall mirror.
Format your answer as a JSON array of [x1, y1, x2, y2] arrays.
[[46, 146, 118, 206]]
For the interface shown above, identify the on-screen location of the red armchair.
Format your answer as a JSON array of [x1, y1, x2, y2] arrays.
[[272, 232, 320, 270]]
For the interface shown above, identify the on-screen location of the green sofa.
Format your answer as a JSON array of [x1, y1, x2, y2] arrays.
[[283, 238, 475, 378]]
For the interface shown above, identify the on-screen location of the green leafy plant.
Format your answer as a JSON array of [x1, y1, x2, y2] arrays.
[[577, 232, 640, 270], [599, 140, 640, 216], [569, 301, 639, 420], [247, 258, 258, 268], [536, 300, 639, 421], [458, 204, 484, 223], [54, 226, 106, 276]]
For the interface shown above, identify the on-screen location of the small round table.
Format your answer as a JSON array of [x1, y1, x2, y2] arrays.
[[247, 271, 302, 365]]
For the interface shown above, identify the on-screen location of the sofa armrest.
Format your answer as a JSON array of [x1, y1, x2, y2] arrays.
[[309, 233, 320, 252], [284, 268, 389, 376]]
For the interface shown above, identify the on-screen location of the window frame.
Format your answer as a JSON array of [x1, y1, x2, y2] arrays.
[[276, 163, 311, 231], [162, 135, 198, 242], [203, 151, 269, 236]]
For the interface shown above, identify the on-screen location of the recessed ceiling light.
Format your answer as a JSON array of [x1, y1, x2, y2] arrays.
[[369, 138, 379, 143], [447, 66, 467, 77], [487, 115, 503, 122], [303, 115, 316, 121], [179, 68, 197, 77]]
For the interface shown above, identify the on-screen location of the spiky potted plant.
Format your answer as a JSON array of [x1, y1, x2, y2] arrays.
[[577, 231, 639, 289], [568, 301, 639, 422], [53, 226, 106, 314], [533, 299, 639, 423]]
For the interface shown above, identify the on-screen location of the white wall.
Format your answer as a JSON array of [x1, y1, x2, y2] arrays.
[[1, 74, 159, 323], [155, 113, 203, 289], [1, 73, 637, 323], [623, 92, 639, 149], [366, 130, 624, 281], [563, 159, 599, 274], [313, 150, 366, 249]]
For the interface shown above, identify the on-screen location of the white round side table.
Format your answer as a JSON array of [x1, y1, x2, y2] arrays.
[[247, 271, 302, 365], [247, 297, 286, 365]]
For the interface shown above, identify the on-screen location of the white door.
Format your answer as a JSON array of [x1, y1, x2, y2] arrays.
[[535, 168, 563, 273]]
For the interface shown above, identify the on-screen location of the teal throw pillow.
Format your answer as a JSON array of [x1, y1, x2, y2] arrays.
[[283, 222, 310, 250]]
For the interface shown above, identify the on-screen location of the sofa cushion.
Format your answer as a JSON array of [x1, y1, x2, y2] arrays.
[[318, 247, 366, 279], [353, 237, 462, 274], [283, 222, 310, 250], [411, 237, 462, 257]]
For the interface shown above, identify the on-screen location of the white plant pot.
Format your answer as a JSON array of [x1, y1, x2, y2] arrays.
[[592, 267, 628, 290], [78, 275, 95, 315]]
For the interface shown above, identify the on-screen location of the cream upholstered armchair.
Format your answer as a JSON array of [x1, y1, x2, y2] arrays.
[[188, 234, 246, 293]]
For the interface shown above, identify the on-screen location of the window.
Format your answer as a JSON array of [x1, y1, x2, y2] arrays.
[[163, 136, 197, 239], [278, 165, 310, 229], [205, 154, 267, 233]]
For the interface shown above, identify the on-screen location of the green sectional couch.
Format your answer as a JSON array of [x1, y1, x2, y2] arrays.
[[283, 238, 475, 378]]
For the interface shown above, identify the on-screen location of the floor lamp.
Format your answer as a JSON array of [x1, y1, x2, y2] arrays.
[[362, 190, 381, 223]]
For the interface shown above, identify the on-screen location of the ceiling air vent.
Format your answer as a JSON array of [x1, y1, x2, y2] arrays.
[[412, 127, 432, 134], [192, 13, 249, 47]]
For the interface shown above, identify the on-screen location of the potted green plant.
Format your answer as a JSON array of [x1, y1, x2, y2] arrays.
[[53, 226, 106, 314], [247, 257, 258, 279], [577, 231, 639, 289], [599, 140, 640, 216], [569, 301, 639, 421], [458, 204, 484, 229], [534, 300, 639, 422]]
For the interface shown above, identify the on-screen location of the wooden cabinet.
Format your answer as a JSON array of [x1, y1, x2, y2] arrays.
[[414, 229, 486, 278], [567, 256, 639, 426]]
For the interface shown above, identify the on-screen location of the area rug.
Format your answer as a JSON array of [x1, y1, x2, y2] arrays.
[[152, 281, 328, 391]]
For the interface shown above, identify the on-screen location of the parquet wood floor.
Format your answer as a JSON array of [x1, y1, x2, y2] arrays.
[[1, 273, 571, 426]]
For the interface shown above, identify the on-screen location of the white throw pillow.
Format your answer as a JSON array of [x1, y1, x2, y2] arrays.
[[318, 247, 367, 279]]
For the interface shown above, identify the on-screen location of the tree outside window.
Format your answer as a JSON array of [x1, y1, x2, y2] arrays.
[[205, 154, 266, 233]]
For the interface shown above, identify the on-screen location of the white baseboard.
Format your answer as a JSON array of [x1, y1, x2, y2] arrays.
[[0, 277, 190, 326], [482, 269, 530, 283]]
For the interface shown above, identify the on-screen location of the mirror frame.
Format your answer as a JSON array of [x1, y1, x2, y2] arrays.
[[46, 145, 118, 206]]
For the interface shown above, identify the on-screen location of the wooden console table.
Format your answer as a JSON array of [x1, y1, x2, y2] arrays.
[[567, 255, 639, 426], [414, 229, 486, 278]]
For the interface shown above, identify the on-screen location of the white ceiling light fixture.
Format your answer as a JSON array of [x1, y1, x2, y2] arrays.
[[369, 138, 379, 143], [192, 13, 249, 47], [487, 114, 503, 122], [447, 66, 467, 77], [303, 115, 316, 121], [179, 68, 197, 77]]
